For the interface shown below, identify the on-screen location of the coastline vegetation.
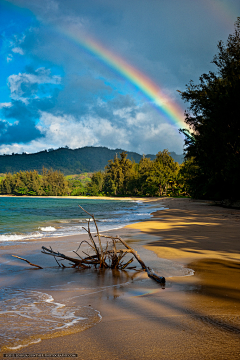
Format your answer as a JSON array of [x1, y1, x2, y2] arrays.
[[0, 168, 69, 196], [86, 150, 188, 197], [0, 150, 189, 197]]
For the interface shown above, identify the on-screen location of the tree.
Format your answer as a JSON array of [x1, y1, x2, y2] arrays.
[[43, 168, 69, 196], [179, 18, 240, 200], [137, 156, 154, 195], [87, 171, 105, 195], [0, 173, 13, 194], [103, 152, 135, 196], [154, 150, 179, 196]]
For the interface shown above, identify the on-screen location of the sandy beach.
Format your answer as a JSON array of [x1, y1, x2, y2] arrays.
[[1, 198, 240, 359]]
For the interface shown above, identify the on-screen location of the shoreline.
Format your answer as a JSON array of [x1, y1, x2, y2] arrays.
[[0, 195, 163, 201], [1, 198, 240, 359]]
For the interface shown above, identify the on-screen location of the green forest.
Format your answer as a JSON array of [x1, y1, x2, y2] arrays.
[[86, 150, 188, 197], [0, 168, 70, 196], [0, 150, 188, 197]]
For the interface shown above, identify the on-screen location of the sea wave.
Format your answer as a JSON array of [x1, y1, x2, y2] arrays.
[[0, 233, 42, 242], [39, 226, 57, 232], [0, 288, 101, 351]]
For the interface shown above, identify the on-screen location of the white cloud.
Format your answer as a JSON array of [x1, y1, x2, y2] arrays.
[[0, 103, 12, 108], [37, 111, 130, 149], [5, 33, 26, 61], [12, 47, 24, 55], [6, 54, 13, 62], [8, 68, 61, 102], [0, 103, 184, 155]]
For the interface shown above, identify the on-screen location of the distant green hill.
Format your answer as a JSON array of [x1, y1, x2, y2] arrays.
[[0, 147, 184, 175]]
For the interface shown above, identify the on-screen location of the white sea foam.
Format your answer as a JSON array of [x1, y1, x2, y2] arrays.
[[0, 234, 25, 241], [0, 233, 42, 241], [39, 226, 57, 232], [8, 338, 42, 350]]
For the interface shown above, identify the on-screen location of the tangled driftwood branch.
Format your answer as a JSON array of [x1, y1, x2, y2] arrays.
[[41, 206, 165, 284], [98, 235, 166, 283]]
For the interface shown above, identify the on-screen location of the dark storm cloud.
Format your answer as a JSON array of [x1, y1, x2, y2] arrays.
[[52, 73, 113, 116], [39, 0, 234, 85], [9, 0, 231, 87]]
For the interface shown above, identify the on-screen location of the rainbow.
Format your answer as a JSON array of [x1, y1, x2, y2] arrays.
[[2, 0, 186, 129], [55, 25, 186, 129], [4, 0, 240, 131]]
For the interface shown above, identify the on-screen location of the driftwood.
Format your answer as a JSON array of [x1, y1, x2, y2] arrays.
[[12, 255, 43, 269], [98, 235, 165, 283], [41, 206, 165, 284]]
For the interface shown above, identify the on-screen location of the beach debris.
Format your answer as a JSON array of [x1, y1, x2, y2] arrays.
[[12, 255, 43, 269], [41, 205, 165, 284]]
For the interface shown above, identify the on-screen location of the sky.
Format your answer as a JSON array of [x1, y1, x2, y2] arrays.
[[0, 0, 240, 155]]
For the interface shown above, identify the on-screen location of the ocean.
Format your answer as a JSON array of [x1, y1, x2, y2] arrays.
[[0, 197, 159, 243]]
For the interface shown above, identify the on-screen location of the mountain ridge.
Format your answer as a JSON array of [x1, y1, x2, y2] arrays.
[[0, 146, 184, 175]]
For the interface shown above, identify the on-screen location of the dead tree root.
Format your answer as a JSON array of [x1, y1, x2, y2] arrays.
[[41, 206, 165, 284]]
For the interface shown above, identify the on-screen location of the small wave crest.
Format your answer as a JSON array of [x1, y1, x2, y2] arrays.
[[0, 233, 42, 242], [39, 226, 57, 232]]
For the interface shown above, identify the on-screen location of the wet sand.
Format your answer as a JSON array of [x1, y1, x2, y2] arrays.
[[1, 198, 240, 359]]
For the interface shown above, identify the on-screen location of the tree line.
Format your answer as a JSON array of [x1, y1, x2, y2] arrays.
[[0, 152, 189, 197], [87, 150, 188, 197], [0, 168, 70, 196]]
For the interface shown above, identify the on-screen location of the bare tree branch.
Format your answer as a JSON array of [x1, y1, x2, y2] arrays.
[[12, 255, 43, 269]]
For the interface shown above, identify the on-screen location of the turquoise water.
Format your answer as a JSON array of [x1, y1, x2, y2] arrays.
[[0, 197, 156, 242]]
